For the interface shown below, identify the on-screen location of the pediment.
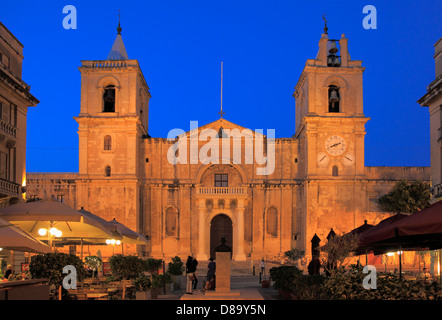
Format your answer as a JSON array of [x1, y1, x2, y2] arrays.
[[178, 118, 266, 139]]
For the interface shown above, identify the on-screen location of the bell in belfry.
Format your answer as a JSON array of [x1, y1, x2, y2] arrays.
[[329, 89, 339, 103], [329, 41, 338, 54], [104, 89, 114, 102], [327, 56, 334, 66], [333, 56, 341, 67]]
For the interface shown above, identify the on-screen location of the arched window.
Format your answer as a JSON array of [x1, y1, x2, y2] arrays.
[[165, 207, 177, 237], [328, 85, 340, 113], [105, 166, 111, 177], [103, 85, 115, 112], [104, 135, 112, 151], [266, 207, 278, 237], [332, 165, 339, 177]]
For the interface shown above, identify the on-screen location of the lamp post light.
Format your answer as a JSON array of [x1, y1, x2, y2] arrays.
[[106, 239, 121, 255], [38, 227, 62, 251]]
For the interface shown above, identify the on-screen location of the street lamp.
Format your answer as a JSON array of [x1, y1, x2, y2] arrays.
[[106, 239, 121, 255], [38, 227, 62, 251]]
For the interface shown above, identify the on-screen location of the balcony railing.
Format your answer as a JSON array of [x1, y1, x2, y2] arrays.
[[0, 178, 20, 197], [196, 187, 246, 196], [0, 120, 16, 139]]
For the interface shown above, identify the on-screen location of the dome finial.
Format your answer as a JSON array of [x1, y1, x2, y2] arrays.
[[117, 9, 122, 34], [322, 14, 328, 34]]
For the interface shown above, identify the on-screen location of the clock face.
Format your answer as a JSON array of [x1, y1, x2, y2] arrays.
[[317, 152, 329, 167], [342, 153, 355, 166], [325, 135, 346, 156]]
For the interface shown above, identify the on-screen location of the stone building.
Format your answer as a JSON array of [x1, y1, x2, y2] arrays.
[[0, 21, 39, 272], [0, 22, 38, 205], [27, 26, 430, 262], [418, 36, 442, 204]]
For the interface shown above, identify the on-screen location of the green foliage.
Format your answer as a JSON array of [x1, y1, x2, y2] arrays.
[[29, 252, 86, 287], [157, 272, 173, 284], [269, 265, 303, 292], [269, 264, 326, 299], [151, 273, 164, 288], [133, 274, 152, 292], [105, 275, 118, 283], [292, 274, 326, 300], [377, 179, 431, 214], [144, 258, 163, 274], [108, 255, 145, 280], [320, 233, 360, 269], [84, 255, 102, 271], [284, 249, 305, 263], [323, 265, 442, 300], [168, 256, 184, 276]]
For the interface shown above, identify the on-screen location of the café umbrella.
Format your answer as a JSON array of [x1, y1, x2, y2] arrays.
[[0, 199, 116, 251], [78, 208, 148, 245], [0, 217, 51, 253], [108, 218, 149, 245]]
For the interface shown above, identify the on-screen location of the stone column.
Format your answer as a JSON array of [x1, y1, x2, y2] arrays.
[[235, 200, 246, 261], [197, 199, 208, 260]]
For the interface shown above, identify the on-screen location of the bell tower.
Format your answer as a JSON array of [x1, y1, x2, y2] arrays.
[[293, 27, 369, 178], [75, 23, 151, 179]]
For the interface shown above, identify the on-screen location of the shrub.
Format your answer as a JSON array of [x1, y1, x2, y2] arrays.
[[323, 265, 442, 300], [108, 255, 145, 280], [269, 265, 303, 292], [84, 255, 102, 271], [29, 252, 86, 287], [168, 256, 184, 276], [144, 258, 163, 274], [133, 274, 152, 292]]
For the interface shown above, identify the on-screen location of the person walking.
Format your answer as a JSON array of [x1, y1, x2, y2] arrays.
[[185, 256, 195, 294], [260, 259, 265, 275], [203, 257, 216, 291], [191, 258, 199, 291]]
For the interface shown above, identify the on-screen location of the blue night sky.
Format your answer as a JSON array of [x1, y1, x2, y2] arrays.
[[1, 0, 441, 172]]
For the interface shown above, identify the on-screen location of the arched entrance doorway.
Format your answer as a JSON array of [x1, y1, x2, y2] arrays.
[[210, 214, 233, 259]]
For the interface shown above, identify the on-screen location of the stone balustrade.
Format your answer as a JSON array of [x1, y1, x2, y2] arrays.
[[0, 119, 16, 138], [81, 60, 140, 69], [0, 178, 20, 197], [196, 186, 246, 195]]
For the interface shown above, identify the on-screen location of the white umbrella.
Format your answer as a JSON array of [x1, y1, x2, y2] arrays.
[[0, 217, 51, 253], [0, 199, 116, 250]]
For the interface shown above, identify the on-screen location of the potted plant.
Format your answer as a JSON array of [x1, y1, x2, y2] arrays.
[[162, 272, 174, 293], [29, 252, 86, 300], [168, 256, 184, 290], [143, 258, 163, 298], [151, 274, 163, 299], [84, 255, 102, 278], [134, 274, 152, 300], [109, 255, 145, 299]]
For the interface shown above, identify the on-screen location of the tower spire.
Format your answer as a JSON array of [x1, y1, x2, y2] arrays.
[[117, 9, 122, 34], [322, 14, 328, 34], [107, 10, 129, 60], [219, 62, 225, 119]]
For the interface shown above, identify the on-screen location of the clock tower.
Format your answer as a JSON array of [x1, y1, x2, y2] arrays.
[[293, 31, 369, 179]]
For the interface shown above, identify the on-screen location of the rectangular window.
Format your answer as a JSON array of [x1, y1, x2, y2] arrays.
[[11, 104, 17, 127], [214, 174, 228, 187], [0, 152, 7, 179], [2, 101, 9, 123]]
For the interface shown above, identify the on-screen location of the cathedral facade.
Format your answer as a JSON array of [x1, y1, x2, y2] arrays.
[[26, 28, 430, 262]]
